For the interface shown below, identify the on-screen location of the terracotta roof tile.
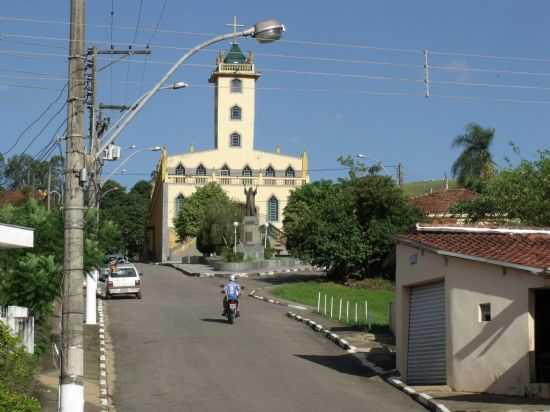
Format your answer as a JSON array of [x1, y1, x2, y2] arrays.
[[409, 189, 478, 214], [400, 226, 550, 270]]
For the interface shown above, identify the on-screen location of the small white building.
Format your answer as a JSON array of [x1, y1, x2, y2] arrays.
[[395, 224, 550, 398], [0, 223, 35, 353]]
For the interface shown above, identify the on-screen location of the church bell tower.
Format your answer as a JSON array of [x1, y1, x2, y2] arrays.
[[209, 17, 260, 152]]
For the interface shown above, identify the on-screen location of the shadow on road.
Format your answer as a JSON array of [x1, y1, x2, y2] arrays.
[[201, 318, 230, 324], [295, 354, 376, 378]]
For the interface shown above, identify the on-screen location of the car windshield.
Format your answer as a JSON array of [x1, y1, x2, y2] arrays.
[[110, 268, 137, 278]]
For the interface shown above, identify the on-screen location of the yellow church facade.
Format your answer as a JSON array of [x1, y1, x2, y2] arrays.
[[148, 42, 309, 261]]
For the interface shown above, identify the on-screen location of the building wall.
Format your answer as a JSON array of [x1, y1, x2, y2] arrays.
[[396, 243, 546, 395], [215, 76, 256, 151]]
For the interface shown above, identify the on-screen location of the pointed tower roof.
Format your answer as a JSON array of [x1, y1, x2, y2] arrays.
[[223, 43, 247, 64]]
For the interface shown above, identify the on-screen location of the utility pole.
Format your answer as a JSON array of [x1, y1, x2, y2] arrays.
[[397, 162, 404, 187], [61, 0, 86, 410], [85, 47, 150, 208], [47, 162, 52, 211]]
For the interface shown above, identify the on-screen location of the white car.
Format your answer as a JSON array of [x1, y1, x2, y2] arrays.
[[105, 264, 142, 299]]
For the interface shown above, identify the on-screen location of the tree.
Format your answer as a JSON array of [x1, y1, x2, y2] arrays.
[[196, 202, 242, 255], [451, 150, 550, 226], [451, 123, 496, 191], [284, 160, 420, 279], [3, 155, 63, 192], [174, 183, 232, 241]]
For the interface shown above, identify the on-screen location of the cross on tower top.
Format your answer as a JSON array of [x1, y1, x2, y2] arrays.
[[225, 16, 245, 45]]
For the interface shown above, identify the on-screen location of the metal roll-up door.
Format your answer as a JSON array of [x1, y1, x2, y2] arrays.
[[407, 281, 446, 385]]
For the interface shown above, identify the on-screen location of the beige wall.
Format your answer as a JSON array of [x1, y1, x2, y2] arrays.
[[215, 76, 256, 151], [396, 243, 546, 395]]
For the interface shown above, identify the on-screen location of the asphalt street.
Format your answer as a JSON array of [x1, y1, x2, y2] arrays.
[[106, 264, 425, 412]]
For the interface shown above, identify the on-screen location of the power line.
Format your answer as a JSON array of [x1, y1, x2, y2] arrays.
[[2, 82, 67, 155], [33, 119, 67, 161], [20, 102, 67, 155], [139, 0, 168, 94], [5, 15, 550, 64]]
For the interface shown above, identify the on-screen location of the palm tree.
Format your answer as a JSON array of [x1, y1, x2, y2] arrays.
[[451, 123, 496, 191]]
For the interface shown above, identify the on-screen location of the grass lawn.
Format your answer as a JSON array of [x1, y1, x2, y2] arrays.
[[402, 179, 458, 197], [271, 281, 395, 329]]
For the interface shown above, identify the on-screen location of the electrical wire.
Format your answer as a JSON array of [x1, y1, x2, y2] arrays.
[[123, 0, 146, 104], [2, 82, 67, 155], [33, 118, 67, 161], [20, 102, 66, 155], [139, 0, 168, 95]]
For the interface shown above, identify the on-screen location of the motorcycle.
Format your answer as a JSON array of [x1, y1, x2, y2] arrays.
[[226, 298, 239, 324]]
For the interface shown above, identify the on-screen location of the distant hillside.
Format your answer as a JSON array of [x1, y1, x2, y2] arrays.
[[402, 179, 459, 197]]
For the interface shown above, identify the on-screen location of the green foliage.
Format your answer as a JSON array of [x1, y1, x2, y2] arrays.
[[271, 281, 394, 327], [173, 183, 243, 256], [99, 180, 152, 259], [0, 323, 39, 411], [451, 150, 550, 226], [196, 201, 241, 255], [284, 165, 420, 279], [174, 183, 233, 240], [0, 386, 40, 412], [222, 248, 244, 262], [451, 123, 496, 191], [402, 179, 458, 197], [3, 154, 63, 193]]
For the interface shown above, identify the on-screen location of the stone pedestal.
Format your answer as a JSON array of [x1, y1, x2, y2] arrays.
[[239, 216, 264, 259]]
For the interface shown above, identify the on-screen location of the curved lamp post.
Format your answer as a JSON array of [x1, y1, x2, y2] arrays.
[[102, 146, 162, 183], [95, 19, 285, 159]]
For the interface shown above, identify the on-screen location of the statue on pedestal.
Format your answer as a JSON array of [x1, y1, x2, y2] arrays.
[[244, 187, 257, 217]]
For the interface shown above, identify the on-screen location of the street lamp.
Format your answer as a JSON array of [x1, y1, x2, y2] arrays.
[[101, 146, 162, 183], [233, 221, 239, 255], [95, 19, 285, 159]]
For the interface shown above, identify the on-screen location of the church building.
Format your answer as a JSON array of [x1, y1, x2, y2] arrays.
[[148, 40, 309, 262]]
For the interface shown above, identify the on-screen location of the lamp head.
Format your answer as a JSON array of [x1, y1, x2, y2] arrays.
[[253, 19, 285, 43]]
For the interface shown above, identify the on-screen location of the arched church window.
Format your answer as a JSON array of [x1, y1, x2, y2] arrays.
[[285, 166, 296, 178], [175, 163, 185, 176], [242, 165, 252, 177], [230, 105, 242, 120], [267, 196, 279, 222], [265, 166, 275, 177], [230, 133, 241, 147], [231, 78, 242, 93], [196, 164, 206, 176], [175, 194, 185, 216], [221, 164, 231, 176]]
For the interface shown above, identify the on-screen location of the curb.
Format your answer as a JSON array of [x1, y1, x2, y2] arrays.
[[287, 311, 445, 412], [165, 263, 322, 278], [97, 300, 109, 412], [248, 289, 308, 311]]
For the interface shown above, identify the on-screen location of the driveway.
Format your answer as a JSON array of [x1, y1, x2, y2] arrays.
[[106, 264, 425, 412]]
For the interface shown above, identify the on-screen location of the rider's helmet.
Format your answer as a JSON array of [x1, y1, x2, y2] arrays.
[[229, 274, 236, 282]]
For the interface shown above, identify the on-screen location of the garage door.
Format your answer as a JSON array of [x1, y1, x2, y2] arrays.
[[407, 281, 446, 385]]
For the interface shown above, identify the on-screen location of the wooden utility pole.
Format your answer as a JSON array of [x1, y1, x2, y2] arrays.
[[61, 0, 86, 410], [47, 162, 52, 211]]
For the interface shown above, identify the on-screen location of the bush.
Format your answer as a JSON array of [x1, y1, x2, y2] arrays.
[[0, 386, 40, 412], [222, 248, 244, 262]]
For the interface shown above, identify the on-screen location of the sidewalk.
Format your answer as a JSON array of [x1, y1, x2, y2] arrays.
[[259, 286, 550, 412], [35, 324, 102, 412], [168, 262, 320, 278]]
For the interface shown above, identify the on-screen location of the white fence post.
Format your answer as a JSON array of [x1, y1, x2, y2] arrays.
[[355, 302, 358, 324], [330, 297, 333, 319], [338, 299, 342, 321], [317, 292, 321, 313], [324, 294, 327, 316], [86, 270, 98, 325], [365, 300, 368, 326], [346, 301, 349, 322]]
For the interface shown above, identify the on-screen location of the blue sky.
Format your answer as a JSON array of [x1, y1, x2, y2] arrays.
[[2, 1, 550, 189]]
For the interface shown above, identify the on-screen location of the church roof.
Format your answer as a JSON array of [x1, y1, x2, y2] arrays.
[[223, 43, 247, 64]]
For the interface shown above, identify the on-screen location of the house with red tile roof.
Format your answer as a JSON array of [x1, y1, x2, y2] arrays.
[[409, 188, 478, 223], [395, 224, 550, 398]]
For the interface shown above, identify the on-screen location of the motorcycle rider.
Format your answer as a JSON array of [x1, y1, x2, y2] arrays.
[[222, 274, 241, 317]]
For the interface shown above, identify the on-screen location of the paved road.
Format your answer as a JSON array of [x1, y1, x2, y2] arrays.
[[107, 264, 424, 412]]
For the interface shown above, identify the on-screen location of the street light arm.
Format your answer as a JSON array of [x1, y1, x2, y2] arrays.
[[96, 29, 250, 159], [101, 148, 155, 182]]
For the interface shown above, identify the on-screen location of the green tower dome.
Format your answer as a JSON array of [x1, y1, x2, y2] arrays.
[[223, 43, 247, 64]]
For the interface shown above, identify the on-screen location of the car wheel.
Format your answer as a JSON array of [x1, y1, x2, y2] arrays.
[[136, 291, 142, 300]]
